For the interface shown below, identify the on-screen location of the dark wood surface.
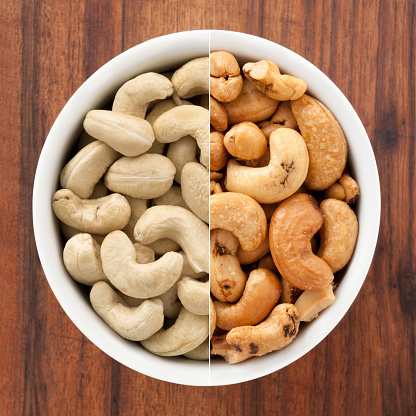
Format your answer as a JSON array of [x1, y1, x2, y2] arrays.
[[1, 0, 414, 414]]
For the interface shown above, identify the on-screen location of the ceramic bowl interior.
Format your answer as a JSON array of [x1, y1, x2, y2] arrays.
[[33, 30, 380, 386]]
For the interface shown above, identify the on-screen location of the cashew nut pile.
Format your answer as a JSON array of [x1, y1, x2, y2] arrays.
[[52, 57, 210, 360], [209, 51, 359, 364]]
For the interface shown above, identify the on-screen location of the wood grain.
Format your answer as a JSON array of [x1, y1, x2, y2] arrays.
[[1, 0, 415, 414]]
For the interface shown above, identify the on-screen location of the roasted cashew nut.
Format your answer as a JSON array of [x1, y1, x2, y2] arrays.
[[171, 57, 209, 98], [112, 72, 174, 119], [140, 306, 208, 356], [210, 229, 247, 303], [134, 205, 209, 273], [210, 96, 228, 131], [269, 193, 334, 290], [214, 268, 282, 331], [177, 276, 209, 315], [237, 230, 270, 265], [209, 297, 216, 340], [225, 128, 309, 204], [52, 189, 131, 235], [210, 192, 267, 251], [100, 230, 183, 298], [90, 281, 164, 341], [210, 131, 229, 172]]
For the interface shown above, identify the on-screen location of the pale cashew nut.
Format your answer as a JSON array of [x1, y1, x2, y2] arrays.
[[60, 141, 120, 199], [83, 110, 155, 157], [177, 276, 209, 315], [90, 281, 164, 341], [133, 242, 155, 264], [317, 198, 358, 272], [210, 229, 247, 303], [153, 184, 189, 210], [171, 57, 209, 98], [121, 196, 149, 242], [140, 306, 208, 356], [214, 268, 282, 331], [210, 96, 228, 131], [104, 154, 176, 199], [100, 230, 183, 298], [59, 221, 105, 244], [146, 239, 181, 256], [63, 233, 108, 285], [237, 230, 270, 265], [89, 180, 108, 199], [112, 72, 174, 119], [243, 60, 307, 101], [52, 189, 131, 235], [77, 130, 96, 150], [153, 105, 209, 167], [210, 131, 229, 172], [224, 122, 267, 160], [166, 136, 198, 184], [178, 251, 207, 280], [269, 193, 334, 290], [225, 128, 309, 204], [210, 192, 267, 251], [156, 283, 181, 319], [181, 162, 209, 223], [183, 338, 209, 360], [134, 205, 209, 273]]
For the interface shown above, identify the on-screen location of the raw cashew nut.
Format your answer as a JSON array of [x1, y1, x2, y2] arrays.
[[104, 154, 176, 199], [101, 230, 183, 298], [214, 268, 282, 331], [59, 222, 105, 245], [317, 198, 358, 272], [146, 239, 181, 256], [140, 306, 208, 356], [225, 128, 309, 204], [153, 105, 209, 167], [181, 162, 209, 223], [166, 136, 198, 184], [210, 96, 228, 131], [210, 192, 267, 251], [52, 189, 131, 235], [177, 276, 209, 315], [210, 131, 229, 172], [60, 141, 120, 199], [112, 72, 174, 119], [269, 193, 334, 290], [133, 242, 155, 264], [153, 184, 189, 210], [243, 60, 307, 101], [121, 196, 149, 242], [183, 338, 209, 361], [63, 233, 108, 285], [171, 57, 209, 98], [291, 94, 348, 190], [134, 205, 209, 273], [210, 229, 247, 303], [178, 251, 207, 280], [89, 180, 108, 199], [156, 283, 181, 319], [90, 281, 164, 341]]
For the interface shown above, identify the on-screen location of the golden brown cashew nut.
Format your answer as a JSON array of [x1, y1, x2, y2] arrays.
[[338, 173, 360, 204], [171, 57, 209, 98], [214, 268, 282, 331], [237, 230, 270, 265], [177, 276, 210, 315], [213, 303, 300, 364], [52, 189, 131, 235], [101, 230, 183, 298], [210, 131, 229, 172], [317, 198, 358, 272], [210, 229, 247, 303], [210, 192, 267, 251], [210, 96, 228, 131], [112, 72, 174, 119], [225, 128, 309, 204], [291, 94, 348, 190], [269, 193, 334, 291], [140, 306, 208, 356], [209, 297, 216, 339], [279, 276, 303, 304], [90, 281, 164, 341], [243, 60, 307, 101]]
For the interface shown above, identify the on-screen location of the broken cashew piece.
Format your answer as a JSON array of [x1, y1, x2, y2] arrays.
[[140, 306, 208, 356], [171, 57, 209, 98], [177, 276, 209, 315], [90, 281, 164, 341]]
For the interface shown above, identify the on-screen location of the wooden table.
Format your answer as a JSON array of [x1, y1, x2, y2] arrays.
[[1, 0, 414, 414]]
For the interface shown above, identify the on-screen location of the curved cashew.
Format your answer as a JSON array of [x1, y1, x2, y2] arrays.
[[177, 276, 209, 315], [52, 189, 131, 235], [291, 94, 348, 190], [317, 198, 358, 272], [140, 306, 208, 356], [171, 57, 209, 98], [83, 110, 155, 157], [112, 72, 174, 119], [210, 96, 228, 131], [243, 60, 307, 101], [209, 297, 216, 339], [166, 136, 198, 184], [181, 162, 209, 223], [60, 141, 120, 199], [100, 230, 183, 298], [214, 268, 282, 331], [134, 205, 209, 273], [90, 281, 164, 341], [63, 233, 108, 285], [104, 154, 176, 199], [210, 192, 267, 252], [225, 128, 309, 204], [183, 338, 209, 360], [146, 239, 181, 255], [237, 230, 270, 265], [153, 105, 209, 167], [269, 193, 334, 290], [210, 229, 247, 303], [210, 131, 229, 172], [153, 184, 189, 210]]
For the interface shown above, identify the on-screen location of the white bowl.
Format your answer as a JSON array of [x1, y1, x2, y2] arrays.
[[33, 30, 380, 386]]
